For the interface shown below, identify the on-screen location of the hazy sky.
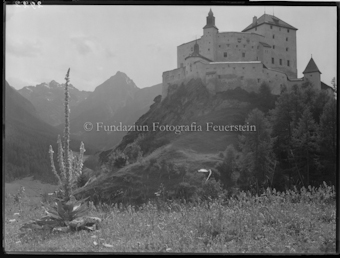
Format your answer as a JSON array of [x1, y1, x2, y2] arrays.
[[5, 5, 337, 91]]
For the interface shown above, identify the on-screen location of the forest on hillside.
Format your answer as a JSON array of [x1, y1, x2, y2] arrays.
[[217, 81, 337, 194]]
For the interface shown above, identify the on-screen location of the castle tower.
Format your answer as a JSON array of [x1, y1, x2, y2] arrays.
[[202, 9, 218, 61], [302, 57, 321, 90], [242, 14, 298, 78]]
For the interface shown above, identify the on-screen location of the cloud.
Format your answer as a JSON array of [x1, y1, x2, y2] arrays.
[[6, 76, 38, 89], [70, 35, 116, 60], [6, 37, 43, 57], [71, 36, 94, 55], [146, 44, 163, 53], [105, 48, 115, 59]]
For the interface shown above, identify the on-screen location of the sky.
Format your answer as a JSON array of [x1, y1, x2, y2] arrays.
[[5, 4, 337, 91]]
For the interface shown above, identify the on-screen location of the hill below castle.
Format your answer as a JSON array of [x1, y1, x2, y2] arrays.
[[75, 78, 275, 204], [74, 75, 336, 205]]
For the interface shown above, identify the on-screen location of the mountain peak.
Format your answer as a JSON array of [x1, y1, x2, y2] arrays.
[[49, 80, 62, 88]]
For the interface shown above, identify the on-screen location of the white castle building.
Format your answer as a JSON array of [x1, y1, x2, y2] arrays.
[[162, 10, 334, 98]]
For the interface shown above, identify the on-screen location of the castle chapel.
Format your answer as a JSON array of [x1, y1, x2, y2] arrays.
[[162, 10, 334, 98]]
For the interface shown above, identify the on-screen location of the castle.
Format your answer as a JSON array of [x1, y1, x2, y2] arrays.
[[162, 10, 334, 98]]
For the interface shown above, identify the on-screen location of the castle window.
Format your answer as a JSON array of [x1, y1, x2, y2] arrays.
[[272, 58, 274, 64], [236, 45, 238, 48], [287, 60, 290, 66], [208, 48, 210, 51], [286, 47, 289, 51], [224, 52, 227, 57], [242, 53, 245, 58], [273, 35, 275, 39], [270, 25, 273, 29], [219, 45, 221, 48], [258, 79, 260, 83], [280, 59, 282, 65], [273, 45, 275, 49], [287, 29, 290, 33], [286, 37, 288, 41]]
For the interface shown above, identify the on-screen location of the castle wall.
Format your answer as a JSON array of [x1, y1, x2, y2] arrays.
[[186, 61, 287, 95], [163, 58, 327, 99], [215, 32, 264, 62], [162, 67, 186, 97], [263, 68, 289, 94], [177, 40, 201, 68]]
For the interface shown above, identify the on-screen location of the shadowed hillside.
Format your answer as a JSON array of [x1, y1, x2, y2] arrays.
[[4, 81, 97, 183], [78, 78, 265, 204]]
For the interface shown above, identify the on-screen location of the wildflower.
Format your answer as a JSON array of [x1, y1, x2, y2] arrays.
[[20, 69, 100, 234]]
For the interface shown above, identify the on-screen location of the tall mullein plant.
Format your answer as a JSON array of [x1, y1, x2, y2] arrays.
[[63, 68, 72, 201], [49, 68, 86, 202]]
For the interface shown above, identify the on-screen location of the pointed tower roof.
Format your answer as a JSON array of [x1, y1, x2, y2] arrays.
[[242, 14, 297, 32], [185, 41, 212, 62], [203, 9, 218, 30], [303, 57, 322, 74]]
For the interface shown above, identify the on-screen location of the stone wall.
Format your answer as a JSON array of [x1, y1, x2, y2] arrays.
[[215, 32, 264, 62], [162, 67, 186, 97]]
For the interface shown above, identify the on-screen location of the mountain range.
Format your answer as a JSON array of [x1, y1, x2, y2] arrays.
[[63, 71, 162, 150], [19, 80, 90, 126], [17, 71, 162, 150], [18, 71, 162, 150]]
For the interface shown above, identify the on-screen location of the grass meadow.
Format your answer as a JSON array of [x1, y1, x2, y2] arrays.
[[4, 180, 336, 253]]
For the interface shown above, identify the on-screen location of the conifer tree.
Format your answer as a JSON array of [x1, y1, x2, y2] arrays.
[[291, 107, 319, 187], [318, 98, 337, 183], [221, 145, 238, 188], [239, 108, 275, 193]]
